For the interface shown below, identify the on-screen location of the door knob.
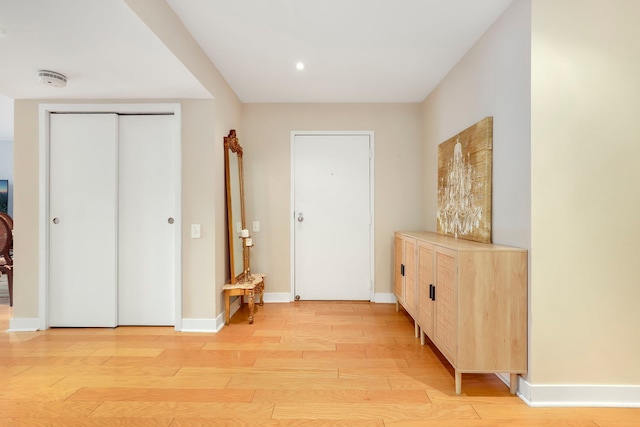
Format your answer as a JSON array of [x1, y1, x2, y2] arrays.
[[167, 217, 174, 224], [52, 217, 60, 224], [297, 213, 304, 222]]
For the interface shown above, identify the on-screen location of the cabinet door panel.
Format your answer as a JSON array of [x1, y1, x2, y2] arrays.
[[403, 238, 417, 315], [434, 247, 457, 365], [394, 236, 403, 303], [417, 241, 434, 337]]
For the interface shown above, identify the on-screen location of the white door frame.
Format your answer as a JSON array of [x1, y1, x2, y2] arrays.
[[290, 131, 375, 302], [38, 103, 182, 330]]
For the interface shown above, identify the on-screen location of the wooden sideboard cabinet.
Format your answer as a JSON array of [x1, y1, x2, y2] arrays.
[[394, 231, 528, 395]]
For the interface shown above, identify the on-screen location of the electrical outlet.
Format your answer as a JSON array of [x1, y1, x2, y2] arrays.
[[253, 221, 260, 232], [191, 224, 201, 239]]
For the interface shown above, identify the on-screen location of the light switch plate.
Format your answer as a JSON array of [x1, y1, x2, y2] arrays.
[[191, 224, 201, 239], [252, 221, 260, 232]]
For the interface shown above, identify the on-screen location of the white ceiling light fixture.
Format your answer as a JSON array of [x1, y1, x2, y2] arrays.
[[296, 62, 305, 70], [38, 70, 67, 88]]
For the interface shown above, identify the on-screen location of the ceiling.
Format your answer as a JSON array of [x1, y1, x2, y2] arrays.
[[0, 0, 515, 138], [166, 0, 514, 103]]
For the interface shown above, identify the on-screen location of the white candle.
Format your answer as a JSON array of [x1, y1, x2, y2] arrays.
[[240, 229, 249, 237], [245, 238, 253, 247]]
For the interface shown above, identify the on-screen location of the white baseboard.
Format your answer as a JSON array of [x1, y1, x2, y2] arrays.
[[182, 298, 243, 333], [248, 293, 395, 304], [514, 376, 640, 407], [373, 292, 396, 304], [180, 318, 218, 333], [8, 317, 40, 332]]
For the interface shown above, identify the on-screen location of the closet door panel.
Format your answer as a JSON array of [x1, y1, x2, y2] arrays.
[[49, 113, 118, 327], [118, 115, 175, 325]]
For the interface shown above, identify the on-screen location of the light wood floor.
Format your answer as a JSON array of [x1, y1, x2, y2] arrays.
[[0, 301, 638, 426]]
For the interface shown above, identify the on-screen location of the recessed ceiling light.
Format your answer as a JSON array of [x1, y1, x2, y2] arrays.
[[296, 62, 305, 70]]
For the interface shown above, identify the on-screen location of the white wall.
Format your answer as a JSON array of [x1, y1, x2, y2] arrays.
[[422, 0, 531, 248], [531, 0, 640, 389], [242, 103, 424, 297]]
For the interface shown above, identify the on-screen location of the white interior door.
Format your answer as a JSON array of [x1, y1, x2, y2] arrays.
[[293, 133, 372, 300], [118, 115, 175, 325], [49, 114, 118, 327]]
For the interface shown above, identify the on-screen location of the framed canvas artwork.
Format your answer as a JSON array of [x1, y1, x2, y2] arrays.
[[437, 117, 493, 243]]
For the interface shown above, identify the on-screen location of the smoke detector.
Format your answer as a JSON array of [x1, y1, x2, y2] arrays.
[[38, 70, 67, 88]]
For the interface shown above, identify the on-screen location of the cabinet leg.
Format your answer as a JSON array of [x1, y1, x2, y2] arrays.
[[396, 301, 399, 312], [420, 330, 425, 346], [510, 373, 518, 395], [414, 321, 419, 338], [455, 371, 462, 395]]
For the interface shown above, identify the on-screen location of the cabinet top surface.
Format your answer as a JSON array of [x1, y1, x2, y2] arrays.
[[395, 231, 527, 252]]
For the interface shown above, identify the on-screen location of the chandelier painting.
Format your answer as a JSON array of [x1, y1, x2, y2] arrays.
[[436, 117, 493, 243], [437, 139, 482, 238]]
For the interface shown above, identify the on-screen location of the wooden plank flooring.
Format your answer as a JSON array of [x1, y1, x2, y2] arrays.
[[0, 300, 638, 426]]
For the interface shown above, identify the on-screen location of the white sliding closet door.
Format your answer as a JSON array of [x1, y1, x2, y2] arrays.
[[48, 112, 177, 328], [49, 114, 118, 327], [118, 115, 175, 325]]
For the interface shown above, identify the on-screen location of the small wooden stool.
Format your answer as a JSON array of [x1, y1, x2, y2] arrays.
[[222, 273, 265, 325]]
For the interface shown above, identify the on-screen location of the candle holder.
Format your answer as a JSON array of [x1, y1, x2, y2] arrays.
[[238, 234, 255, 283]]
